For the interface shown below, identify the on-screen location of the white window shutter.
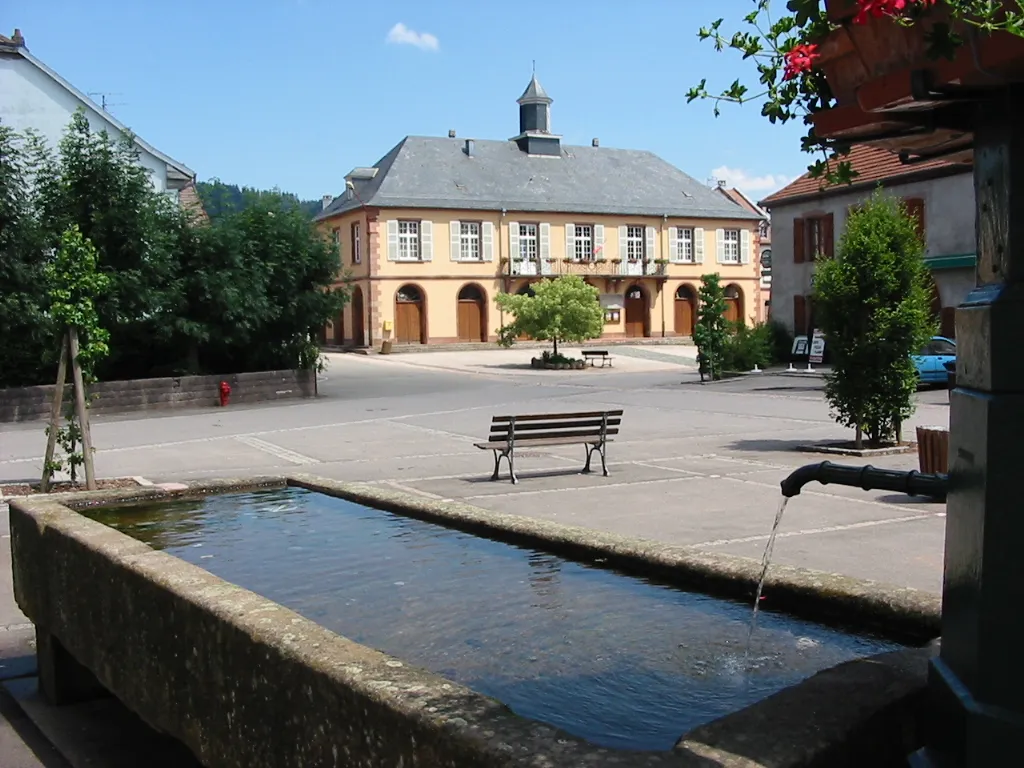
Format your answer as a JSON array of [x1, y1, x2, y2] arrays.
[[716, 228, 726, 264], [565, 223, 575, 260], [668, 227, 679, 263], [618, 225, 627, 259], [645, 226, 656, 260], [386, 220, 399, 261], [694, 227, 705, 264], [594, 224, 605, 258], [421, 220, 433, 261], [539, 222, 551, 260], [450, 220, 461, 261], [482, 221, 494, 261], [740, 228, 752, 264], [509, 221, 520, 260]]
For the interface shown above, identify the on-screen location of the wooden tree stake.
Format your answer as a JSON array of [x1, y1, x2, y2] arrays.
[[40, 334, 70, 493], [68, 328, 97, 490]]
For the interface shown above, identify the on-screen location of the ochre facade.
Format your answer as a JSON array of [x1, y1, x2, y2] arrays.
[[319, 208, 766, 348]]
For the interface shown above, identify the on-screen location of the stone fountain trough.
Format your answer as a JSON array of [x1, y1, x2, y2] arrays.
[[9, 475, 941, 767]]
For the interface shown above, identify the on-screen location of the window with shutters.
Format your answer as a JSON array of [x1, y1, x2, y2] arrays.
[[903, 197, 925, 240], [793, 295, 808, 336], [795, 214, 834, 261], [351, 222, 361, 264], [626, 226, 645, 261], [573, 224, 594, 261], [675, 228, 694, 262], [519, 223, 538, 261], [459, 221, 481, 261], [397, 220, 421, 261], [722, 229, 740, 263]]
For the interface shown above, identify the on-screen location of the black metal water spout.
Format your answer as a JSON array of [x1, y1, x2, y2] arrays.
[[780, 461, 948, 501]]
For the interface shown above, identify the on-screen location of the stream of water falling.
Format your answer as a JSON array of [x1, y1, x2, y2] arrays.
[[745, 496, 791, 666]]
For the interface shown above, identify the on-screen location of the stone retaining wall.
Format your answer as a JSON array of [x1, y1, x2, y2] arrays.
[[10, 477, 937, 768], [0, 369, 316, 423]]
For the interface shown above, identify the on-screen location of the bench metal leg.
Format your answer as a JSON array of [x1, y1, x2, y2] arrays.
[[583, 442, 608, 476], [491, 448, 518, 484]]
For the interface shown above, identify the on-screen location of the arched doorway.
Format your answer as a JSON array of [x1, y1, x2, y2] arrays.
[[332, 308, 345, 345], [457, 284, 487, 342], [724, 284, 743, 325], [351, 286, 365, 347], [515, 284, 535, 340], [395, 284, 426, 344], [674, 284, 696, 337], [624, 284, 648, 338]]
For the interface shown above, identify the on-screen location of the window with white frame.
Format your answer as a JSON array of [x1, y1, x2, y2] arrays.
[[626, 226, 645, 261], [398, 220, 421, 261], [459, 221, 481, 260], [675, 227, 694, 262], [722, 229, 740, 263], [519, 223, 538, 261], [574, 224, 594, 261], [352, 222, 361, 264]]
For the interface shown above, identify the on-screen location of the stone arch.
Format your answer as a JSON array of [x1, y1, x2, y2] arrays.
[[457, 283, 487, 342], [395, 283, 427, 344], [724, 283, 744, 325], [624, 283, 649, 338], [674, 283, 697, 337]]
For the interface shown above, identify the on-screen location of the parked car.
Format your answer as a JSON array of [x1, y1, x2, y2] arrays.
[[913, 336, 956, 385]]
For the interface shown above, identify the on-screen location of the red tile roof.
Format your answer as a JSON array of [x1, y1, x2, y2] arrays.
[[178, 182, 209, 224], [759, 145, 970, 207]]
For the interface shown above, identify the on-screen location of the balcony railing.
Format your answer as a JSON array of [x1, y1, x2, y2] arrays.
[[506, 259, 667, 278]]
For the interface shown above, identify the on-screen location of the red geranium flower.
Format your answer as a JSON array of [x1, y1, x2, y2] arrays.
[[783, 43, 820, 80], [854, 0, 937, 25]]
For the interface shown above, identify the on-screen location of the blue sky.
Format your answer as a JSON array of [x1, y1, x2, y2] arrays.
[[7, 0, 811, 201]]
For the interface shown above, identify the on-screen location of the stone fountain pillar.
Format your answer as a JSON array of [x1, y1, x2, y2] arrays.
[[918, 83, 1024, 766]]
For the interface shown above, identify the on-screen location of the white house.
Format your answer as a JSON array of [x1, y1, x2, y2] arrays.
[[0, 28, 195, 202], [759, 145, 975, 340]]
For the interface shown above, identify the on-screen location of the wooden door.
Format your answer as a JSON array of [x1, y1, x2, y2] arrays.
[[396, 301, 422, 343], [625, 293, 646, 338], [724, 299, 739, 324], [352, 288, 365, 346], [674, 298, 694, 337], [458, 300, 483, 342]]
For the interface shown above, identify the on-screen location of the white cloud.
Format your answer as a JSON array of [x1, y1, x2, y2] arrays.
[[386, 22, 439, 52], [710, 166, 795, 195]]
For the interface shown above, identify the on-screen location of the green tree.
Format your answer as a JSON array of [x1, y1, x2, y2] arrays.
[[693, 273, 729, 381], [495, 275, 604, 356], [32, 110, 181, 381], [813, 190, 935, 448], [196, 179, 321, 220], [0, 124, 52, 387], [174, 194, 346, 373]]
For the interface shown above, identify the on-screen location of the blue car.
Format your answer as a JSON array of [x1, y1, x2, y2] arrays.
[[913, 336, 956, 385]]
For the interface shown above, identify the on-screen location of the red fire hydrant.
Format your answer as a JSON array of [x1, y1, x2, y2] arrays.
[[218, 381, 231, 407]]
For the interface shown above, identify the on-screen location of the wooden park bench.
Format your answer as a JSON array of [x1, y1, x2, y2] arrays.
[[475, 409, 624, 484], [582, 349, 613, 368]]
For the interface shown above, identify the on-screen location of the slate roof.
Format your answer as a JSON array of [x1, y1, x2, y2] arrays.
[[518, 76, 551, 103], [317, 136, 761, 222], [759, 145, 970, 207]]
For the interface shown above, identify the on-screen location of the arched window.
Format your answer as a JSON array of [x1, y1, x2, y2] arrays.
[[396, 285, 423, 303], [458, 284, 484, 302], [675, 284, 696, 301]]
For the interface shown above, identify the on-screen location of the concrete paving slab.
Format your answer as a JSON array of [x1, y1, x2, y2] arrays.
[[0, 687, 70, 768]]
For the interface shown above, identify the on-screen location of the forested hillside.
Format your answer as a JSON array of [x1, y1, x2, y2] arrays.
[[196, 179, 322, 220]]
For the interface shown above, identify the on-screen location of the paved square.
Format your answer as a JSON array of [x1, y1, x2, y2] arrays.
[[0, 347, 951, 593]]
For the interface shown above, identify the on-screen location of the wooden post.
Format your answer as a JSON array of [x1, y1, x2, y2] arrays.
[[67, 328, 96, 491], [40, 335, 70, 493]]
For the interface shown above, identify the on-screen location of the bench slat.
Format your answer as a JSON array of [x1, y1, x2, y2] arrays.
[[491, 410, 623, 423], [490, 418, 621, 433], [475, 436, 616, 450], [582, 351, 609, 355], [488, 428, 619, 442]]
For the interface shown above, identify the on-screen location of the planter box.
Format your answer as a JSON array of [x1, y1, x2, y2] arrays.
[[0, 369, 316, 423]]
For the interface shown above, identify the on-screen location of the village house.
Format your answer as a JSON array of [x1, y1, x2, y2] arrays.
[[715, 183, 772, 316], [315, 77, 766, 348], [0, 28, 201, 214], [759, 145, 974, 340]]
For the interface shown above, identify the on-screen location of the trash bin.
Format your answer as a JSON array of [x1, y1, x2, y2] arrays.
[[916, 426, 949, 475], [380, 340, 393, 355]]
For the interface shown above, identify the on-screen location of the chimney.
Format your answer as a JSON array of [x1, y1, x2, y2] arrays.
[[448, 129, 456, 138], [11, 29, 24, 46], [592, 138, 600, 148], [321, 194, 333, 211], [464, 139, 474, 157]]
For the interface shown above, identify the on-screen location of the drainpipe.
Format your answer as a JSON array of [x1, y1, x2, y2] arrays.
[[499, 208, 507, 333], [660, 214, 667, 337]]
